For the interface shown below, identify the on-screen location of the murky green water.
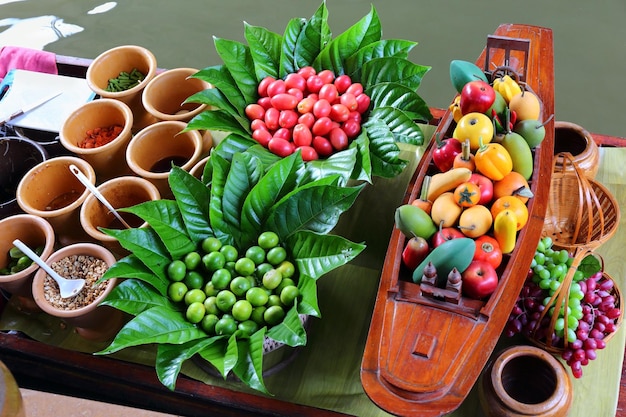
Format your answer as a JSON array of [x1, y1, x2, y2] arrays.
[[2, 0, 626, 137]]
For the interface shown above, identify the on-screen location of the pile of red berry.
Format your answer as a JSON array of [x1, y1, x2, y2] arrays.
[[245, 67, 371, 161]]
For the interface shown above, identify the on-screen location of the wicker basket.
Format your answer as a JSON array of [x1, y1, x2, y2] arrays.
[[529, 249, 623, 354], [542, 152, 620, 252]]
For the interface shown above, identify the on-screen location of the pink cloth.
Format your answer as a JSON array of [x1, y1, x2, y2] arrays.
[[0, 46, 57, 83]]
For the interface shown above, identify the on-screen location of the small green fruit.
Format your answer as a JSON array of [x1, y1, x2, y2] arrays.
[[513, 119, 546, 148], [394, 204, 437, 240]]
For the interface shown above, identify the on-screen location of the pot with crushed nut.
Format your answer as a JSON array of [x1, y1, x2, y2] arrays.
[[32, 243, 124, 341]]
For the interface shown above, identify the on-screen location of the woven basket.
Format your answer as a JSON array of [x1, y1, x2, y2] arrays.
[[542, 152, 620, 252], [529, 249, 623, 354]]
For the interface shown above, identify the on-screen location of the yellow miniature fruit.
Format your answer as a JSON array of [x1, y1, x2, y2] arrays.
[[508, 91, 541, 121]]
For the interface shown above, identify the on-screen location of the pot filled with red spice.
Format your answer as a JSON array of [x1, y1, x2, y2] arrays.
[[59, 98, 134, 181]]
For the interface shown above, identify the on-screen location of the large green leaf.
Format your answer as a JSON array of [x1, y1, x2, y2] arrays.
[[368, 106, 425, 145], [186, 109, 250, 137], [185, 88, 249, 128], [367, 82, 433, 122], [213, 37, 258, 106], [293, 3, 331, 69], [100, 255, 169, 297], [295, 274, 320, 317], [298, 146, 358, 186], [232, 330, 268, 394], [349, 130, 373, 183], [169, 166, 212, 244], [197, 335, 237, 377], [361, 57, 430, 91], [192, 65, 247, 115], [287, 230, 366, 279], [244, 23, 282, 80], [207, 154, 234, 246], [101, 278, 177, 315], [96, 306, 206, 355], [266, 304, 307, 347], [363, 118, 408, 178], [344, 39, 416, 78], [279, 17, 306, 77]]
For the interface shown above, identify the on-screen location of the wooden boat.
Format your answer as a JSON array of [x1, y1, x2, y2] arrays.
[[360, 24, 556, 417]]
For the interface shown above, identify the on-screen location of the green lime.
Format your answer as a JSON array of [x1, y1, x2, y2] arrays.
[[258, 231, 279, 250], [203, 281, 218, 297], [215, 316, 237, 336], [211, 268, 232, 290], [184, 270, 205, 290], [235, 257, 256, 277], [220, 245, 239, 263], [167, 260, 187, 282], [201, 236, 222, 253], [184, 251, 202, 270], [275, 277, 295, 295], [231, 299, 253, 321], [264, 305, 286, 326], [203, 296, 219, 315], [230, 276, 252, 297], [255, 262, 274, 280], [203, 251, 226, 272], [168, 282, 188, 303], [215, 290, 237, 313], [224, 261, 237, 276], [280, 285, 299, 306], [245, 286, 269, 307], [245, 245, 266, 265], [276, 260, 296, 279], [262, 269, 282, 290], [266, 246, 287, 266], [184, 288, 206, 305], [201, 313, 219, 334], [250, 306, 267, 327], [186, 302, 206, 324], [237, 320, 259, 337]]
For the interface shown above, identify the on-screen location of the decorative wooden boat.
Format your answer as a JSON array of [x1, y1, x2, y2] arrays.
[[360, 24, 556, 417]]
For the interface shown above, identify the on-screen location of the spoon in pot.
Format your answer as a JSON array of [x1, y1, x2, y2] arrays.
[[12, 239, 85, 298], [69, 164, 131, 229]]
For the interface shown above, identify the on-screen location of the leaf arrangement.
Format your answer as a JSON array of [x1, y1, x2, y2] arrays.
[[185, 1, 432, 184], [96, 151, 366, 394]]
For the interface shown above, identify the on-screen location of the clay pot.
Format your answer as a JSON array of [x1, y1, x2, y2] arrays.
[[80, 176, 160, 256], [0, 136, 48, 220], [189, 155, 210, 181], [86, 45, 158, 131], [553, 121, 599, 179], [31, 243, 124, 342], [0, 361, 25, 417], [16, 156, 96, 246], [126, 120, 203, 197], [479, 345, 573, 417], [0, 214, 55, 310], [59, 98, 134, 181]]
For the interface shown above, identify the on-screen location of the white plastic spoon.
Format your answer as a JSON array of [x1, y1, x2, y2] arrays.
[[12, 239, 85, 298], [69, 164, 131, 229]]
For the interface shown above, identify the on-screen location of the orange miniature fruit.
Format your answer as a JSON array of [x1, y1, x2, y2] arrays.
[[453, 182, 481, 208], [490, 196, 529, 230], [493, 171, 533, 203]]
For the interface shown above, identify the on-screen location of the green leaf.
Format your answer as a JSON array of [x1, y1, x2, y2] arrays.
[[367, 82, 433, 122], [293, 3, 331, 69], [156, 337, 224, 391], [296, 274, 320, 317], [363, 118, 407, 178], [196, 336, 233, 377], [279, 17, 306, 77], [265, 180, 365, 240], [100, 255, 169, 297], [208, 154, 234, 246], [287, 230, 365, 279], [214, 37, 258, 105], [232, 330, 268, 394], [313, 5, 381, 74], [96, 306, 206, 355], [348, 131, 373, 183], [344, 39, 416, 78], [169, 166, 212, 243], [367, 106, 425, 145], [186, 109, 250, 137], [361, 57, 430, 90], [244, 22, 282, 80], [101, 279, 177, 315], [299, 147, 358, 186], [266, 305, 306, 347], [192, 65, 247, 114], [578, 254, 602, 278], [101, 227, 170, 284], [185, 88, 247, 126], [122, 200, 196, 259], [222, 152, 264, 248], [240, 152, 303, 240]]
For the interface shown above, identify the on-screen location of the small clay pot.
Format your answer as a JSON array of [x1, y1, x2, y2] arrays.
[[16, 156, 96, 246], [125, 120, 203, 197], [80, 176, 160, 256], [31, 243, 124, 342], [189, 155, 210, 181], [553, 121, 599, 179], [479, 345, 573, 417], [86, 45, 158, 131], [0, 136, 48, 220], [0, 214, 55, 310], [59, 98, 134, 181]]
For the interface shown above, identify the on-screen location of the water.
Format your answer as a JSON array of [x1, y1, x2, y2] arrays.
[[1, 0, 626, 137]]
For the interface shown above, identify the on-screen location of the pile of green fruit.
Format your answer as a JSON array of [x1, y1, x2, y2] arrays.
[[0, 245, 39, 275]]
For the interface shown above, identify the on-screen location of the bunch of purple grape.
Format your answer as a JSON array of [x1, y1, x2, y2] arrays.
[[505, 237, 621, 378]]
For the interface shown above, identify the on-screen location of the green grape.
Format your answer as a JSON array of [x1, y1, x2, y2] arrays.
[[549, 280, 560, 292], [539, 279, 552, 290], [536, 239, 546, 254], [554, 317, 565, 331], [556, 249, 570, 265], [538, 268, 551, 281], [534, 252, 546, 266], [567, 314, 579, 330], [566, 328, 577, 343], [573, 270, 584, 282]]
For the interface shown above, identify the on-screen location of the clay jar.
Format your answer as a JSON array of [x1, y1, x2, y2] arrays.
[[59, 98, 134, 181], [80, 176, 160, 256], [0, 214, 55, 310], [16, 156, 96, 246], [31, 243, 123, 342], [86, 45, 158, 131], [126, 120, 203, 197], [478, 345, 573, 417], [0, 136, 48, 220], [553, 121, 599, 179]]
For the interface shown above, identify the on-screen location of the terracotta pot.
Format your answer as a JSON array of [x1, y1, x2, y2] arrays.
[[0, 214, 55, 310], [16, 156, 96, 246], [0, 361, 25, 417], [80, 176, 160, 256], [126, 120, 203, 197], [553, 121, 599, 179], [0, 136, 48, 220], [189, 155, 210, 181], [479, 345, 573, 417], [86, 45, 158, 131], [59, 98, 134, 181], [31, 243, 124, 342]]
